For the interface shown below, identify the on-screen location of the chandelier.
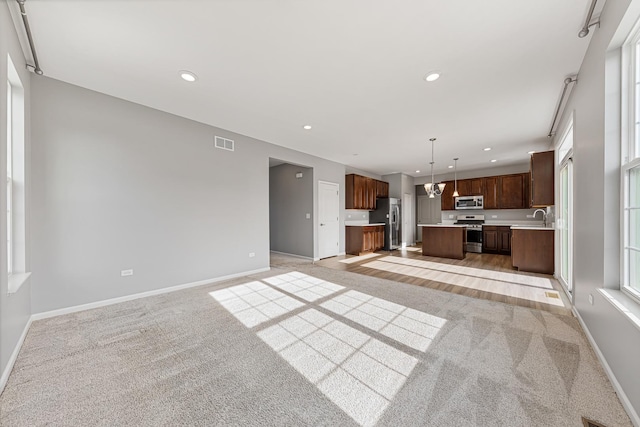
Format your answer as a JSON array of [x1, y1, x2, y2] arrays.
[[453, 157, 459, 197], [424, 138, 446, 198]]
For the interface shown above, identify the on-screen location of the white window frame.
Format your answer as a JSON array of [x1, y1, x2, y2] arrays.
[[621, 22, 640, 304], [6, 79, 12, 276], [6, 55, 29, 293], [556, 119, 573, 297]]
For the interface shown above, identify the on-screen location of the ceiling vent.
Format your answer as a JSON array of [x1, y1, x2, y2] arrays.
[[214, 136, 234, 151]]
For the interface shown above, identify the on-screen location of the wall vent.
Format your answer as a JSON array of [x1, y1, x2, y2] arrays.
[[214, 136, 234, 151]]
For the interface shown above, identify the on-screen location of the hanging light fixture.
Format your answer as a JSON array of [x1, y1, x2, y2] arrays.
[[452, 157, 459, 197], [424, 138, 446, 198]]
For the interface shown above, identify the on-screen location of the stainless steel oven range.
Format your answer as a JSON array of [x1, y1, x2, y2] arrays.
[[454, 214, 485, 253]]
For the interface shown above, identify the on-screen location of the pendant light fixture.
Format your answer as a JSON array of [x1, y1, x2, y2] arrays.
[[452, 157, 459, 197], [424, 138, 446, 198]]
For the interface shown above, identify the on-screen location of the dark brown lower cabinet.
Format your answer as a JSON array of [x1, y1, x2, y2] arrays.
[[511, 228, 554, 274], [346, 225, 385, 256], [498, 228, 511, 254], [421, 226, 466, 260], [482, 226, 511, 255]]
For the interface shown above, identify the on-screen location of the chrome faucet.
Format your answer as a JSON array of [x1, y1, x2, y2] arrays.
[[533, 209, 547, 227]]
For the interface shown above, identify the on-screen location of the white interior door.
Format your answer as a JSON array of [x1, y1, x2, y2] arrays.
[[403, 193, 413, 247], [318, 181, 339, 259]]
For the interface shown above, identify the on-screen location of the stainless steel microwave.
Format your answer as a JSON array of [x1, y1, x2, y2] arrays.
[[455, 195, 484, 210]]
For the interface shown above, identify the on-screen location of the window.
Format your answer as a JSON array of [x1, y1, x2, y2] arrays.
[[6, 80, 12, 276], [622, 24, 640, 302], [6, 55, 28, 293]]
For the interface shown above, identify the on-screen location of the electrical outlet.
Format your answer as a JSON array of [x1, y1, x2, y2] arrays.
[[491, 215, 497, 218], [589, 294, 594, 305], [448, 214, 454, 219], [121, 269, 133, 277], [249, 252, 255, 258], [526, 214, 534, 218], [348, 214, 352, 218], [306, 213, 311, 219], [362, 214, 366, 218]]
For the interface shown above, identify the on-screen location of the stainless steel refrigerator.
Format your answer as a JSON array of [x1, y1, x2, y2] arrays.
[[370, 198, 401, 250]]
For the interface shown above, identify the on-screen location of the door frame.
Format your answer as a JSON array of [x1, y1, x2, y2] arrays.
[[317, 180, 340, 260], [402, 193, 413, 247], [558, 152, 574, 297]]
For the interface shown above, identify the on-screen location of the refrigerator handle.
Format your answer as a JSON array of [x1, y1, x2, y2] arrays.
[[394, 205, 400, 231]]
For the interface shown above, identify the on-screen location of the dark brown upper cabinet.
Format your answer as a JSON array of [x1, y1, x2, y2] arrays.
[[346, 174, 389, 210], [530, 151, 554, 207], [500, 173, 529, 209], [483, 176, 499, 209]]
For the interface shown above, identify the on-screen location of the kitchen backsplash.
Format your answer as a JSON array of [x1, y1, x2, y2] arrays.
[[345, 210, 370, 225], [440, 207, 555, 226]]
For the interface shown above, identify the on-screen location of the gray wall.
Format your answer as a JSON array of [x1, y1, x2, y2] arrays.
[[0, 2, 32, 385], [269, 163, 313, 258], [553, 0, 640, 420], [30, 76, 345, 313]]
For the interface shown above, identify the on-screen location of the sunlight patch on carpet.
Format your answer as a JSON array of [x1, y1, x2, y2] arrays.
[[209, 281, 305, 327], [214, 272, 448, 426], [321, 290, 446, 352], [263, 272, 345, 301], [258, 309, 419, 427]]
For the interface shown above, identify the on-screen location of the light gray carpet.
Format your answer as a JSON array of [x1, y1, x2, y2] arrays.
[[0, 253, 632, 426]]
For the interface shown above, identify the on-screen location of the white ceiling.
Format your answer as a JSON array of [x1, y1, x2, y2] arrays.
[[15, 0, 599, 176]]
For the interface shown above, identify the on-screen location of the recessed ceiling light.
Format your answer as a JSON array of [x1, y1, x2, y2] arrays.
[[484, 147, 491, 151], [179, 70, 198, 82], [448, 165, 453, 169], [303, 125, 312, 130], [491, 159, 497, 163], [424, 72, 441, 82], [528, 150, 535, 154], [415, 170, 421, 173]]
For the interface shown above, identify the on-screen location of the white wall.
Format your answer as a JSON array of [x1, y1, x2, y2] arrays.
[[30, 76, 345, 313], [554, 0, 640, 421], [0, 1, 32, 387]]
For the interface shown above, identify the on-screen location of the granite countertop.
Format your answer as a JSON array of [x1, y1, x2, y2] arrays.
[[510, 225, 555, 231], [418, 224, 467, 228], [345, 223, 386, 227]]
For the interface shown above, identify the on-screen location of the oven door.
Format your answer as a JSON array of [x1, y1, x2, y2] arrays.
[[466, 228, 483, 253]]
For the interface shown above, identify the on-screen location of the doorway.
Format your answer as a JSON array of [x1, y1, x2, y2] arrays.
[[269, 160, 314, 258], [402, 193, 413, 247], [318, 181, 340, 259]]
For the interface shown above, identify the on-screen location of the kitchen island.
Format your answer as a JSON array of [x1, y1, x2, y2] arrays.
[[419, 224, 467, 260]]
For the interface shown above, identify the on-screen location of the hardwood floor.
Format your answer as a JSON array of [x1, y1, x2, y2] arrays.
[[316, 247, 573, 315]]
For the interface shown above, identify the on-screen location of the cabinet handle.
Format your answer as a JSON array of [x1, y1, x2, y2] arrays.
[[320, 223, 325, 226]]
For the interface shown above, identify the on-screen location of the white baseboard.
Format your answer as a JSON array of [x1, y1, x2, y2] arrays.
[[32, 267, 271, 321], [0, 316, 33, 396], [573, 307, 640, 427]]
